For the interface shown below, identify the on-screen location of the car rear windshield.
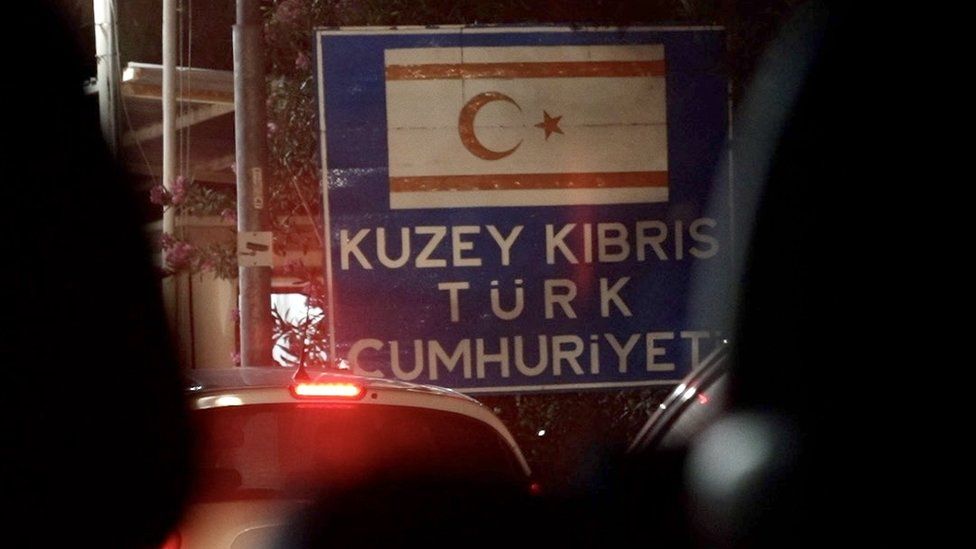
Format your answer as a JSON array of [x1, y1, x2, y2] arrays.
[[191, 403, 524, 501]]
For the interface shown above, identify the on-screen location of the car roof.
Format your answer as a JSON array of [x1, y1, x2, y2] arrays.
[[183, 366, 533, 477], [184, 367, 475, 403]]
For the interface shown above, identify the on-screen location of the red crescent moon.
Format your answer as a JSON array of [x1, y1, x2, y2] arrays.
[[458, 92, 522, 160]]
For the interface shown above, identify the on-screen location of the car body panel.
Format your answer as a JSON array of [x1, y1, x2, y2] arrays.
[[177, 367, 531, 548], [185, 368, 530, 476], [178, 500, 306, 549]]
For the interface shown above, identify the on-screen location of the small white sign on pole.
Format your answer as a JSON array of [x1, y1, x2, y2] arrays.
[[237, 231, 273, 267]]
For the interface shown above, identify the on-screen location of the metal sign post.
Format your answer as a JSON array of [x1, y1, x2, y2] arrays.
[[234, 0, 273, 367]]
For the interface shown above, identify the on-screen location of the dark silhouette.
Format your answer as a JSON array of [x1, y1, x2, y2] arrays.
[[604, 3, 850, 547], [1, 3, 192, 547]]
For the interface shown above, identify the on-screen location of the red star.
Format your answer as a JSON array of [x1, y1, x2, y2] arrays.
[[535, 110, 563, 140]]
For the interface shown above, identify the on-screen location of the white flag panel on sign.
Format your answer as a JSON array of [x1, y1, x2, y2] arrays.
[[385, 44, 668, 209]]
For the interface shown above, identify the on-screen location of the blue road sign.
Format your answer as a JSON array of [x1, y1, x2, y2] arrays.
[[316, 26, 729, 394]]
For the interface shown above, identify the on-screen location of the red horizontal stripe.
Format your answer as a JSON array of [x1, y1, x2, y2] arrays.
[[385, 60, 665, 80], [390, 171, 668, 192]]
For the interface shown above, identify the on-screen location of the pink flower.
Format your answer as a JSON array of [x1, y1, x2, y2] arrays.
[[295, 51, 310, 71], [159, 232, 176, 249], [149, 184, 170, 206], [170, 175, 188, 206], [164, 240, 194, 270], [230, 351, 241, 366], [220, 208, 237, 224], [273, 0, 305, 25]]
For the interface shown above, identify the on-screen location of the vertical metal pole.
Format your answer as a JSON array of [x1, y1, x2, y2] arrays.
[[93, 0, 118, 154], [161, 0, 179, 347], [234, 0, 273, 366], [162, 0, 177, 238]]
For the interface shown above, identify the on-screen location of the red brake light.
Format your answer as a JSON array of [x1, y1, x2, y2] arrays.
[[291, 382, 366, 399]]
